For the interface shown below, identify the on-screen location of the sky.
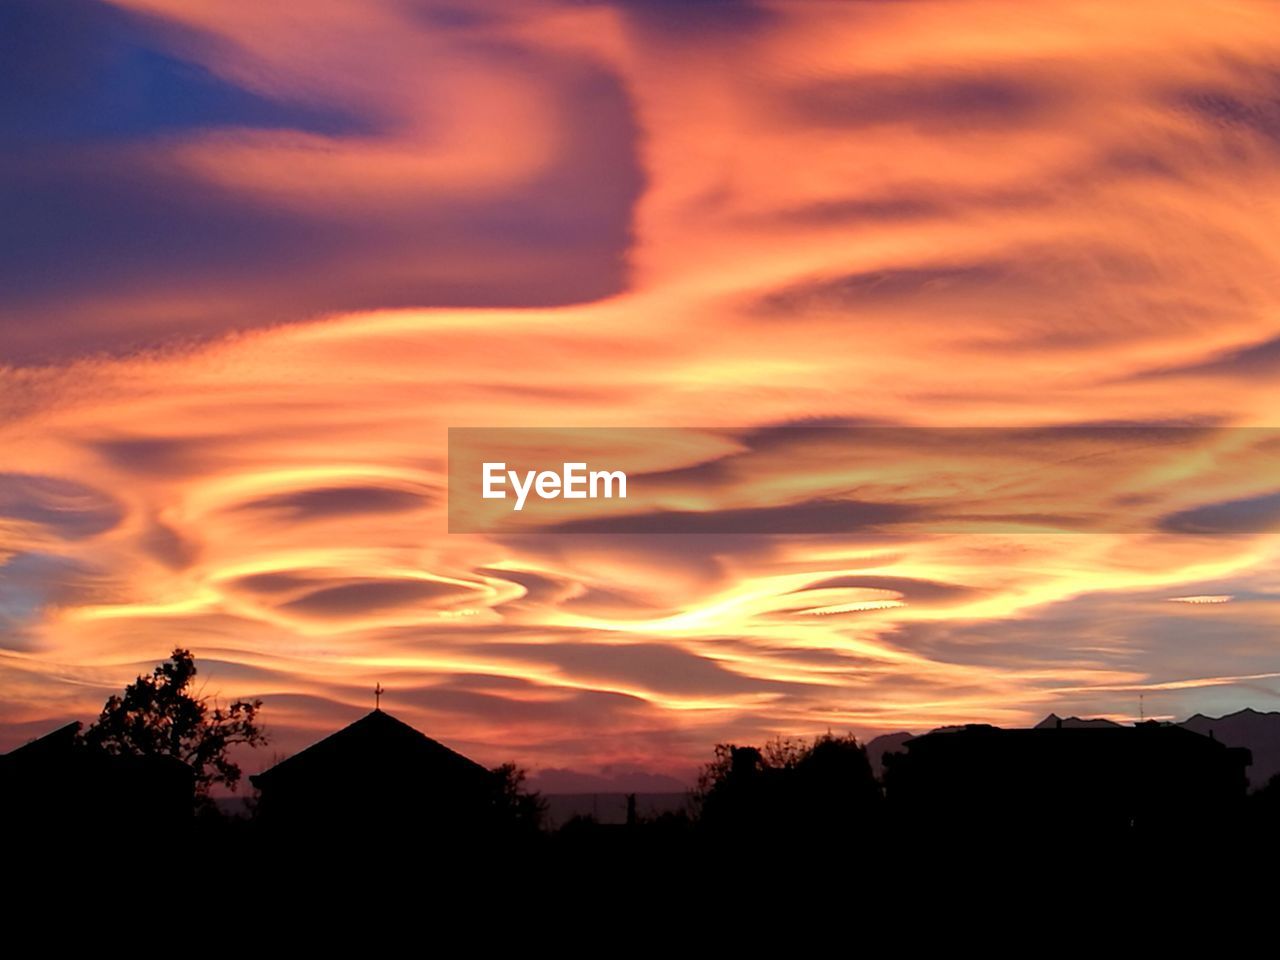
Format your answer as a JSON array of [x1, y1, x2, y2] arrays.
[[3, 0, 1280, 791]]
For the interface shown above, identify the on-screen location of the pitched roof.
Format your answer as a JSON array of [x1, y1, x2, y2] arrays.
[[249, 709, 489, 790], [2, 721, 82, 760]]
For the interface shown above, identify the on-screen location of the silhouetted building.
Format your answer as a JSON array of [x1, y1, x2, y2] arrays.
[[250, 708, 496, 838], [885, 721, 1251, 837], [0, 721, 194, 835]]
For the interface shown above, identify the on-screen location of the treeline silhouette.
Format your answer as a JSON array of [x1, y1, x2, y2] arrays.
[[6, 650, 1280, 884], [11, 725, 1278, 863]]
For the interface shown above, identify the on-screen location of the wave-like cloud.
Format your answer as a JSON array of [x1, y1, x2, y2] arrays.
[[3, 0, 1280, 782]]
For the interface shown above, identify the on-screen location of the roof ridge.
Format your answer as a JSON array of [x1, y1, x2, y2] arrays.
[[250, 708, 489, 787]]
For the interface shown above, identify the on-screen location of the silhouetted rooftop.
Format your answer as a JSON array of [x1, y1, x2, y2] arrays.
[[250, 708, 489, 791], [1, 721, 81, 762], [908, 721, 1243, 753]]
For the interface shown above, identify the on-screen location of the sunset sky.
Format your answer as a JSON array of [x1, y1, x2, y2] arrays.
[[4, 0, 1280, 790]]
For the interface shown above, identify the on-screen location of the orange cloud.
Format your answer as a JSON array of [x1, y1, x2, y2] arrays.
[[4, 0, 1280, 783]]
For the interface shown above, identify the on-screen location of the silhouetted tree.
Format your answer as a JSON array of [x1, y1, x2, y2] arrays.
[[489, 761, 546, 834], [694, 733, 881, 841], [693, 743, 769, 833], [793, 733, 882, 824], [82, 648, 267, 801]]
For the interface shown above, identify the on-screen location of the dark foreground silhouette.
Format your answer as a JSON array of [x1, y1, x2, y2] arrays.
[[6, 705, 1279, 873], [5, 650, 1280, 898]]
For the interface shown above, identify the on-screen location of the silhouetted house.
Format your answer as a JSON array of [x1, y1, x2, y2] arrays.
[[0, 721, 194, 835], [249, 708, 496, 838], [885, 721, 1251, 837]]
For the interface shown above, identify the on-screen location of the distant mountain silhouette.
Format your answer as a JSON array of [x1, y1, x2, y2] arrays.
[[1181, 708, 1280, 789]]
